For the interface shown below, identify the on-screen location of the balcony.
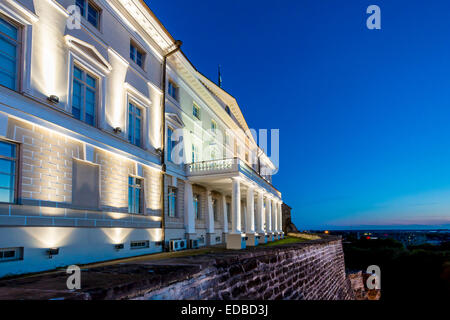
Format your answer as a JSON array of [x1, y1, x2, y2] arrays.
[[186, 158, 280, 197]]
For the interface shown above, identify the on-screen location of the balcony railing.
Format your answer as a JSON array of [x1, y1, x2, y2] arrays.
[[186, 158, 281, 197], [186, 158, 238, 176]]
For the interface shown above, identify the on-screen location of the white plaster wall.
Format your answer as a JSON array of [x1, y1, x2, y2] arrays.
[[0, 227, 163, 278]]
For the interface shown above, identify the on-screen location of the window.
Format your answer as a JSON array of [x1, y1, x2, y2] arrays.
[[75, 0, 101, 29], [168, 80, 178, 100], [128, 102, 142, 147], [0, 140, 17, 204], [128, 176, 143, 214], [193, 194, 200, 219], [212, 199, 218, 221], [168, 187, 177, 217], [193, 104, 200, 120], [167, 126, 180, 163], [225, 106, 231, 116], [192, 144, 199, 163], [72, 65, 97, 126], [0, 247, 23, 262], [130, 41, 145, 68], [0, 16, 19, 90], [211, 120, 217, 133], [226, 202, 231, 223], [130, 240, 149, 249]]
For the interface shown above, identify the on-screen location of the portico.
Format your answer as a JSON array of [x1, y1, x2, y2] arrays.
[[185, 158, 283, 250]]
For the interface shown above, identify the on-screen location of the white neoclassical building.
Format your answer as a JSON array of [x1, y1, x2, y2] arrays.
[[0, 0, 283, 278]]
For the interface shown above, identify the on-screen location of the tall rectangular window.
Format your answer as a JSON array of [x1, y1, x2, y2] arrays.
[[75, 0, 101, 29], [193, 194, 200, 219], [168, 80, 178, 101], [128, 102, 142, 147], [128, 176, 143, 214], [130, 41, 145, 68], [167, 127, 175, 162], [0, 140, 17, 204], [193, 104, 200, 120], [72, 65, 97, 126], [192, 144, 199, 163], [0, 16, 19, 90], [168, 187, 176, 217], [212, 199, 218, 221], [226, 202, 231, 223], [211, 120, 217, 133]]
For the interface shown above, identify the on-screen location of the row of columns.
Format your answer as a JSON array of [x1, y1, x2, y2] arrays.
[[230, 177, 282, 235], [183, 177, 283, 249]]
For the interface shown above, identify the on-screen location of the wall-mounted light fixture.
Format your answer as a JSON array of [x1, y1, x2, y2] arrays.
[[47, 248, 59, 259], [47, 95, 60, 104], [114, 243, 124, 251], [113, 127, 122, 134]]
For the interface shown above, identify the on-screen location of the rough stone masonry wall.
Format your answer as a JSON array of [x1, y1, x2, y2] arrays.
[[136, 237, 355, 300]]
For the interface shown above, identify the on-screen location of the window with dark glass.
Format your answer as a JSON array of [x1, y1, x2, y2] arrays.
[[0, 16, 19, 90], [225, 106, 231, 116], [0, 140, 17, 204], [0, 247, 23, 262], [75, 0, 101, 29], [168, 187, 177, 217], [72, 65, 97, 126], [192, 144, 199, 163], [168, 80, 178, 100], [167, 127, 176, 162], [128, 176, 143, 214], [226, 202, 231, 223], [194, 194, 200, 219], [128, 102, 142, 147], [130, 42, 145, 68], [130, 41, 145, 68], [212, 199, 218, 221], [193, 104, 200, 120], [130, 240, 149, 249], [211, 120, 217, 133]]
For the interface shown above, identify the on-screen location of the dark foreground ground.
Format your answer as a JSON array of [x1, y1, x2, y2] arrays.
[[0, 237, 309, 300], [343, 239, 450, 301]]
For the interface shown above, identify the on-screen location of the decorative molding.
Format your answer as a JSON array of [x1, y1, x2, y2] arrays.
[[0, 0, 38, 25], [116, 0, 172, 52], [44, 0, 70, 18], [165, 112, 185, 129], [65, 35, 112, 73]]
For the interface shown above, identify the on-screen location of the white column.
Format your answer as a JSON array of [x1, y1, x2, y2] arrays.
[[278, 202, 283, 232], [206, 189, 215, 234], [231, 177, 241, 234], [256, 190, 264, 234], [246, 186, 255, 233], [183, 182, 196, 234], [272, 199, 278, 233], [265, 196, 272, 233], [222, 194, 228, 233]]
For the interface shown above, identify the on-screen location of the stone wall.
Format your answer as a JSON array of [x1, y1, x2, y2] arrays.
[[136, 237, 355, 300], [7, 117, 84, 204], [282, 203, 299, 233]]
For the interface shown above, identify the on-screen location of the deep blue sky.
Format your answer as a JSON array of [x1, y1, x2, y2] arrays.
[[148, 0, 450, 229]]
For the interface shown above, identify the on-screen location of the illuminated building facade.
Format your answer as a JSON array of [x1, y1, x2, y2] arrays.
[[0, 0, 282, 278]]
